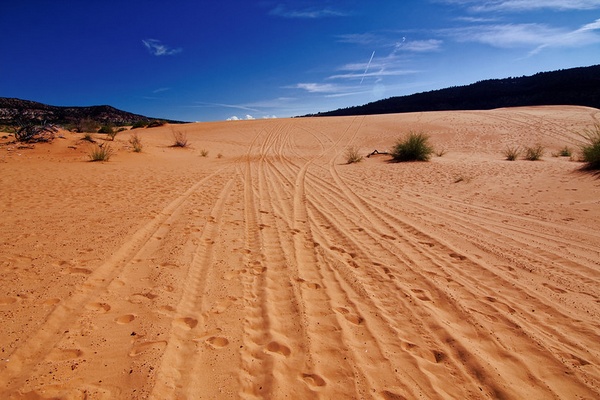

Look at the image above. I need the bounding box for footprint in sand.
[66,267,92,275]
[411,289,432,302]
[449,252,467,261]
[115,314,136,324]
[175,317,198,330]
[0,296,19,305]
[381,390,408,400]
[47,348,83,362]
[306,282,322,290]
[205,336,229,349]
[86,302,111,313]
[301,373,326,389]
[129,340,167,357]
[401,341,445,364]
[265,341,291,357]
[334,307,364,325]
[43,298,61,306]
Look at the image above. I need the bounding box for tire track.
[149,177,235,399]
[0,168,230,396]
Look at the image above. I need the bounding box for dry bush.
[524,144,544,161]
[345,146,363,164]
[88,143,114,161]
[129,133,143,152]
[503,145,521,161]
[171,130,189,147]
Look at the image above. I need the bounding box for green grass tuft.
[391,131,433,162]
[524,144,544,161]
[580,124,600,170]
[88,143,114,161]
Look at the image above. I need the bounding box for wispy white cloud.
[441,19,600,51]
[443,0,600,12]
[142,39,182,56]
[270,4,347,19]
[152,87,170,93]
[286,83,347,93]
[336,33,381,45]
[401,39,443,52]
[337,33,442,52]
[329,69,418,80]
[194,102,261,113]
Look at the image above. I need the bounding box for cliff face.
[0,98,180,126]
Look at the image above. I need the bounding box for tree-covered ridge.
[309,65,600,117]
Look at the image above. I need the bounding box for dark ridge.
[0,98,186,127]
[306,64,600,117]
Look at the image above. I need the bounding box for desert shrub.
[98,125,113,134]
[82,132,95,143]
[524,144,544,161]
[14,122,58,143]
[345,146,363,164]
[171,130,189,147]
[558,146,572,157]
[391,131,433,162]
[580,124,600,170]
[503,145,521,161]
[435,148,447,157]
[129,133,143,152]
[147,120,166,128]
[217,153,223,159]
[88,143,114,161]
[99,124,119,141]
[75,118,98,133]
[200,149,209,157]
[131,120,148,129]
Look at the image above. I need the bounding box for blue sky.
[1,1,599,121]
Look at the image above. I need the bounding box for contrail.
[360,51,375,85]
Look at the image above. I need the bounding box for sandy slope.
[0,106,599,399]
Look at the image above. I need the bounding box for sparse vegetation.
[132,120,148,129]
[391,131,433,162]
[147,120,166,128]
[99,124,119,141]
[171,130,189,147]
[129,133,143,152]
[345,146,363,164]
[435,148,447,157]
[14,122,58,143]
[82,132,95,143]
[559,146,572,157]
[217,153,223,159]
[75,118,98,133]
[88,143,114,161]
[98,125,113,134]
[580,124,600,170]
[524,144,544,161]
[453,174,471,183]
[503,145,521,161]
[200,149,209,157]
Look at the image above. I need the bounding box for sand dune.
[0,106,599,399]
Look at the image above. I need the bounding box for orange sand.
[0,106,599,399]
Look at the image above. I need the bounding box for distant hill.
[308,64,600,117]
[0,97,184,127]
